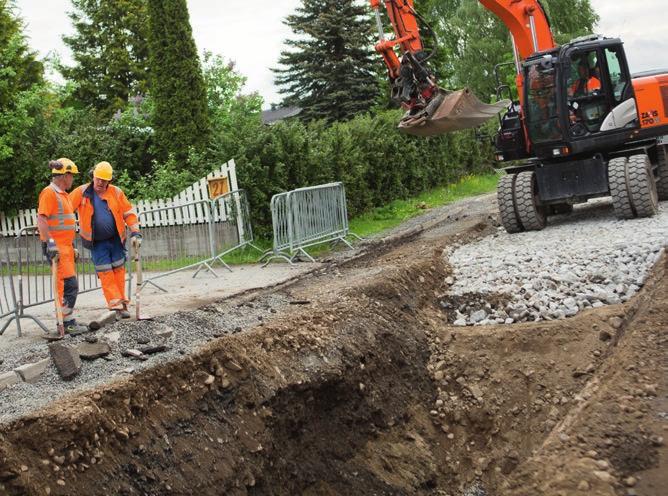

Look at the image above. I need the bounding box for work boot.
[63,319,90,336]
[118,304,131,319]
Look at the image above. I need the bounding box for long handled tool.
[133,238,152,321]
[51,255,65,337]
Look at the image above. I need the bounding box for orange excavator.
[370,0,668,232]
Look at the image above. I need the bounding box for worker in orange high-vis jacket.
[69,161,142,317]
[37,159,89,334]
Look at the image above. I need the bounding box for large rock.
[77,342,111,361]
[470,309,487,324]
[0,371,20,391]
[49,343,82,380]
[14,358,50,383]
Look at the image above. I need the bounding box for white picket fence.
[0,159,238,235]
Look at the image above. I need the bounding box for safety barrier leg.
[192,260,219,279]
[0,317,14,336]
[139,279,168,293]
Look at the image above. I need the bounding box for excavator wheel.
[497,171,546,233]
[657,144,668,201]
[609,154,658,219]
[497,174,523,233]
[514,171,547,231]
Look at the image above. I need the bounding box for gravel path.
[446,199,668,325]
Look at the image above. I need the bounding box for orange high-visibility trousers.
[98,267,128,310]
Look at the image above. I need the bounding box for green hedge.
[224,110,494,235]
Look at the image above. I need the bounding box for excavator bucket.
[398,88,510,136]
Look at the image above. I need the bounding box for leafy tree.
[0,0,42,108]
[146,0,210,163]
[61,0,150,116]
[273,0,380,122]
[0,0,46,211]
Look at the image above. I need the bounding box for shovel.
[51,254,65,338]
[133,237,152,321]
[398,88,510,136]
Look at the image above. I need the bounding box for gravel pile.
[446,200,668,326]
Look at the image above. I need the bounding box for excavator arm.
[370,0,557,135]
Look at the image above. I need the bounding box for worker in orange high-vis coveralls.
[37,159,89,334]
[70,161,142,317]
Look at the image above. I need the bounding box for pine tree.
[273,0,380,123]
[146,0,209,162]
[61,0,150,116]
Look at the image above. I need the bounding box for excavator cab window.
[604,46,629,104]
[566,50,609,134]
[525,61,563,144]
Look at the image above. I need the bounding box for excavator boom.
[370,0,556,135]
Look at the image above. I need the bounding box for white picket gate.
[0,159,238,235]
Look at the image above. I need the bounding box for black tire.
[628,154,659,217]
[609,156,634,219]
[657,144,668,201]
[548,203,573,215]
[515,170,546,231]
[609,154,658,219]
[497,174,523,233]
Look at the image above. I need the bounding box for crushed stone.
[445,200,668,325]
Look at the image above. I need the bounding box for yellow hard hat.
[93,161,113,181]
[52,158,79,175]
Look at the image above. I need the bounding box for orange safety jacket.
[37,184,77,243]
[569,76,601,97]
[69,183,139,249]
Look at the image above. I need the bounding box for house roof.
[261,106,302,124]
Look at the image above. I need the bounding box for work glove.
[73,247,80,262]
[42,239,59,263]
[130,231,143,247]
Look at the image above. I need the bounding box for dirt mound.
[0,216,665,495]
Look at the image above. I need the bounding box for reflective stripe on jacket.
[37,184,76,243]
[69,183,139,249]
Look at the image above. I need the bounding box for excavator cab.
[520,37,638,160]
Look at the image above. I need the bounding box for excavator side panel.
[632,74,668,129]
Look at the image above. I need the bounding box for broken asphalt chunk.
[77,342,112,361]
[49,343,82,380]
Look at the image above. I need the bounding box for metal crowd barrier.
[210,189,259,264]
[137,189,260,291]
[0,226,128,336]
[260,182,361,264]
[0,243,19,335]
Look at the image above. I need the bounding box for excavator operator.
[569,57,601,97]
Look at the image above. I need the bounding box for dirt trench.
[0,218,666,496]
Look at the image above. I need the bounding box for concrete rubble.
[14,359,50,383]
[0,371,20,391]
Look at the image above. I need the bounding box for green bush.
[219,109,494,236]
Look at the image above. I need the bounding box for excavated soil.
[0,207,666,496]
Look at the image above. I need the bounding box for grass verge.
[347,172,499,238]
